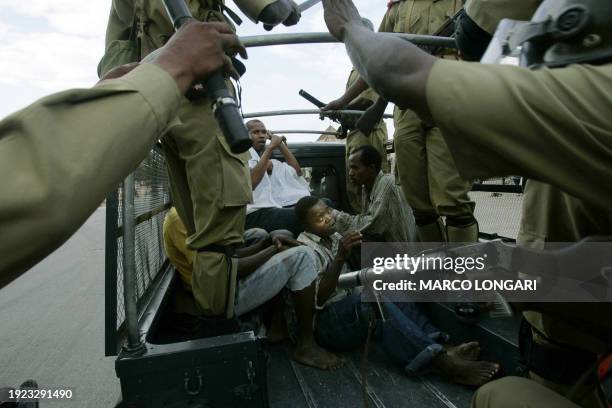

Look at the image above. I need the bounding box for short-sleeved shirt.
[247,148,282,214]
[426,59,612,210]
[247,148,311,211]
[268,159,311,207]
[297,231,353,309]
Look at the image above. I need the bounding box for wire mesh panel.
[470,177,524,240]
[105,146,171,356]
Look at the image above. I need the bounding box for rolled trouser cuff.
[404,344,446,375]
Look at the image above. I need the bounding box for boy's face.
[306,201,335,237]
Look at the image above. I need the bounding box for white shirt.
[269,159,311,207]
[247,148,281,214]
[247,148,311,213]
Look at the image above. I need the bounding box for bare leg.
[292,283,345,370]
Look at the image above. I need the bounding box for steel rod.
[241,32,456,49]
[271,130,340,135]
[243,109,392,119]
[121,174,144,353]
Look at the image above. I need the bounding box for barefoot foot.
[433,354,499,386]
[293,342,345,371]
[446,341,481,361]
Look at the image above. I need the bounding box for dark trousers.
[315,293,448,374]
[245,207,303,237]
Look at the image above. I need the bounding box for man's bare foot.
[446,341,480,361]
[433,353,499,387]
[293,341,345,371]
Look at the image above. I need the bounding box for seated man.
[332,145,416,242]
[246,119,310,235]
[295,196,500,385]
[162,207,343,370]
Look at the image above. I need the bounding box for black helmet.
[511,0,612,67]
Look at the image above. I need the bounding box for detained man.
[245,119,310,236]
[331,145,416,242]
[295,196,499,386]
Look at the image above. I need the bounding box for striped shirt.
[333,171,416,242]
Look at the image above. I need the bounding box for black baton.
[163,0,252,154]
[299,89,326,109]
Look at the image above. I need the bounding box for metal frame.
[243,109,393,119]
[241,32,456,49]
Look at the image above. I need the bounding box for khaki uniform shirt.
[103,0,276,65]
[427,60,612,354]
[0,64,181,275]
[427,60,612,211]
[465,0,542,34]
[379,0,462,37]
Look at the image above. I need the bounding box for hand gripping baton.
[163,0,252,154]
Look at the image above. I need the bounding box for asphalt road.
[0,208,121,407]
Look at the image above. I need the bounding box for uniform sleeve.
[98,0,138,77]
[233,0,278,23]
[426,59,612,210]
[104,0,133,46]
[0,63,182,277]
[378,6,396,33]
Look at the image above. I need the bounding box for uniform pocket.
[217,134,253,207]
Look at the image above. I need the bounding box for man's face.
[248,121,268,151]
[348,151,374,187]
[306,200,335,237]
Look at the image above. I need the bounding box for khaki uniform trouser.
[472,377,581,408]
[393,107,474,222]
[345,123,389,213]
[162,96,251,316]
[517,180,612,408]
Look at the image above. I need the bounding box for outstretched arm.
[0,21,246,287]
[322,0,437,121]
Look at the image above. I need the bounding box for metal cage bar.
[243,109,393,119]
[121,174,145,354]
[241,32,456,49]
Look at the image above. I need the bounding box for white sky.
[0,1,395,143]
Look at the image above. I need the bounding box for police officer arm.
[234,0,300,27]
[322,78,369,112]
[323,0,437,120]
[322,6,393,112]
[0,22,246,287]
